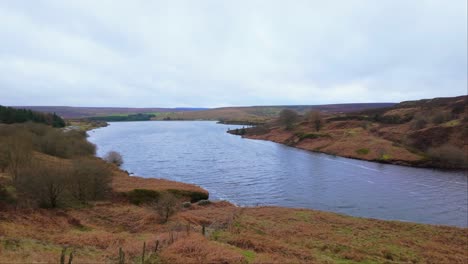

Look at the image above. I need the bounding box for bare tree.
[104,151,123,166]
[16,161,70,208]
[428,144,467,168]
[305,110,323,131]
[2,134,33,183]
[278,109,300,130]
[153,192,178,223]
[69,158,112,203]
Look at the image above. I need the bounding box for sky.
[0,0,466,108]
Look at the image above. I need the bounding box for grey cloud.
[0,0,466,107]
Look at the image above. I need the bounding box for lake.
[88,121,467,227]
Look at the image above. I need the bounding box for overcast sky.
[1,0,466,107]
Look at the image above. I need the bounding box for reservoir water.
[88,121,467,227]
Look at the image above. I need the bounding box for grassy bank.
[1,194,467,263]
[1,151,467,263]
[1,148,466,263]
[233,96,467,169]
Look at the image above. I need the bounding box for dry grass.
[112,170,207,195]
[1,201,467,263]
[246,123,422,165]
[160,234,246,264]
[242,96,467,168]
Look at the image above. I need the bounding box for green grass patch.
[443,120,460,127]
[241,250,256,263]
[295,132,331,141]
[381,154,392,160]
[355,148,370,155]
[294,211,312,222]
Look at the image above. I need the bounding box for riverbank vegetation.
[231,95,467,169]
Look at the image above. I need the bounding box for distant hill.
[235,95,467,169]
[12,103,396,122]
[155,103,396,123]
[11,106,209,119]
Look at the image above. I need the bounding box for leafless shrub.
[16,160,71,208]
[69,158,112,203]
[431,113,450,125]
[305,110,323,131]
[410,116,427,130]
[428,144,467,168]
[278,109,300,130]
[38,129,96,158]
[0,132,33,182]
[153,192,179,223]
[104,151,123,167]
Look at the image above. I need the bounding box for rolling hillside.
[152,103,396,123]
[14,103,395,123]
[235,96,467,169]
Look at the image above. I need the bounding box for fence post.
[67,251,74,264]
[154,240,159,252]
[60,247,66,264]
[142,242,146,264]
[118,247,125,264]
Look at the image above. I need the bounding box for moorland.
[1,97,467,263]
[230,96,468,169]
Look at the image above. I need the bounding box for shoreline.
[231,131,467,171]
[1,123,466,263]
[86,123,466,227]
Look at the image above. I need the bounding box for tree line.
[0,105,66,127]
[0,123,113,208]
[88,113,155,122]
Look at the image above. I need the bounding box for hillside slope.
[236,96,467,168]
[12,104,395,122]
[153,103,396,123]
[2,168,467,263]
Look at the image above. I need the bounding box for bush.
[428,144,467,168]
[0,129,33,181]
[127,189,161,205]
[104,151,123,166]
[153,192,178,223]
[431,113,450,125]
[305,110,323,131]
[245,125,270,135]
[38,129,96,158]
[411,119,427,130]
[197,199,211,206]
[167,189,209,203]
[0,185,17,204]
[278,109,300,130]
[356,148,370,155]
[15,161,71,208]
[0,123,97,159]
[69,158,112,203]
[295,132,330,141]
[182,201,192,208]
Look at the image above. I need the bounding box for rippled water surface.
[88,121,467,227]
